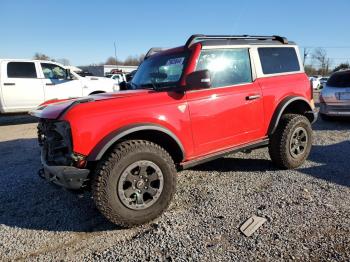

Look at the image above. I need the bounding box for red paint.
[36,44,313,163]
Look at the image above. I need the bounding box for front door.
[40,62,83,101]
[186,47,264,156]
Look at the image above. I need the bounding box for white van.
[0,59,120,113]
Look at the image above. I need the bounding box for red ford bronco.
[32,35,317,227]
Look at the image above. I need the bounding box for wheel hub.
[136,179,146,189]
[117,160,164,210]
[289,126,308,158]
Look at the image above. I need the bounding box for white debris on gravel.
[240,215,267,237]
[0,115,349,261]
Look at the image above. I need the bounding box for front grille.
[38,119,73,166]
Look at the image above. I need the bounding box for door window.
[195,48,252,88]
[7,62,37,78]
[41,63,67,79]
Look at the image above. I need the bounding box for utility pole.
[114,41,117,66]
[303,48,309,66]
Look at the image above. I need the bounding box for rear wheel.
[269,114,312,169]
[92,140,177,227]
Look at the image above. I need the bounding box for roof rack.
[144,47,169,60]
[185,34,288,48]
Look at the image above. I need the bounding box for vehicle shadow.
[190,156,276,173]
[299,141,350,187]
[0,138,117,232]
[191,141,350,188]
[313,117,350,131]
[0,114,38,126]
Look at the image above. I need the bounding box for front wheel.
[269,114,313,169]
[92,140,177,227]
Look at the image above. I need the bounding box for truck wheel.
[268,114,312,169]
[92,140,176,227]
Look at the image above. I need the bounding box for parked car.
[309,76,322,90]
[319,70,350,119]
[106,73,126,84]
[32,34,316,227]
[0,59,119,113]
[319,77,329,89]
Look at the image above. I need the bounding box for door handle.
[46,83,55,86]
[246,94,261,100]
[4,83,15,86]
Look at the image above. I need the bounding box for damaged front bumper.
[39,151,90,190]
[37,119,90,190]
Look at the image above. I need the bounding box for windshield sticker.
[165,57,185,66]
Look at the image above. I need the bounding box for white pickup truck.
[0,59,120,113]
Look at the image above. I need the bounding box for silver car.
[320,70,350,119]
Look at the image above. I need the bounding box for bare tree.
[33,52,51,61]
[123,54,145,66]
[312,48,331,75]
[105,56,118,65]
[104,54,144,66]
[333,62,350,72]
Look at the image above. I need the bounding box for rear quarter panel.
[257,73,311,134]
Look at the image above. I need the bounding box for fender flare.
[87,123,185,161]
[268,96,315,135]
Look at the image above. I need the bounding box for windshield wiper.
[138,83,159,91]
[150,78,159,91]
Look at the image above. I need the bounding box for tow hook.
[38,168,45,179]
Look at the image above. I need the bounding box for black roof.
[144,35,296,60]
[185,34,296,48]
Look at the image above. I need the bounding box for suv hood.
[30,90,149,119]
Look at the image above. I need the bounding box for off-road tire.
[268,114,312,169]
[92,140,177,227]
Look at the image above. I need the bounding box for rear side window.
[258,47,300,74]
[7,62,37,78]
[327,71,350,87]
[196,48,252,88]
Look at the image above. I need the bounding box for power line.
[302,46,350,49]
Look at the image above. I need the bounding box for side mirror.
[186,70,211,90]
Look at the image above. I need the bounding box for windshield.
[327,71,350,88]
[131,52,188,89]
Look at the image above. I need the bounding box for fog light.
[76,159,87,168]
[72,153,87,168]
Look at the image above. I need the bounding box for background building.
[79,65,138,76]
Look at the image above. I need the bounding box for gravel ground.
[0,109,349,261]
